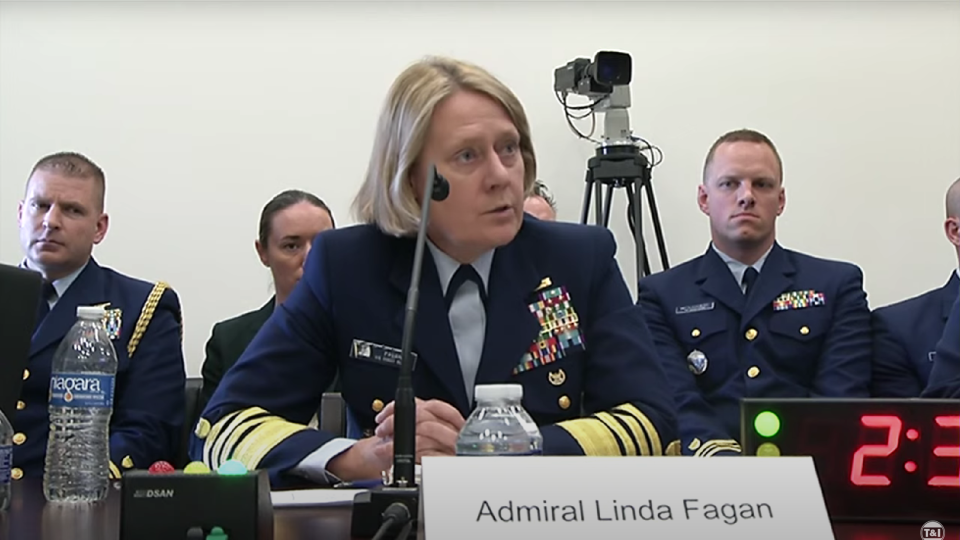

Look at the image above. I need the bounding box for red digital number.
[850,415,902,486]
[928,415,959,488]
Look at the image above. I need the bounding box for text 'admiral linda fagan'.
[476,499,774,526]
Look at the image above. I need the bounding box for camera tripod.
[579,143,670,287]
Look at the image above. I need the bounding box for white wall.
[2,1,959,377]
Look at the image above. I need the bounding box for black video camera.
[553,51,632,98]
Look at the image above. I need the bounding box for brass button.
[800,326,810,335]
[11,468,23,480]
[558,395,571,410]
[747,366,760,378]
[745,328,758,341]
[22,369,29,381]
[12,433,26,445]
[691,328,701,338]
[122,456,135,469]
[16,400,25,410]
[372,399,384,413]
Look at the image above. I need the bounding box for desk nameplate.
[421,456,834,539]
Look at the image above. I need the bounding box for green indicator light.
[754,411,781,438]
[217,459,247,476]
[757,442,781,457]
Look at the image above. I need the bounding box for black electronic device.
[554,50,669,285]
[741,398,960,524]
[119,469,274,540]
[0,263,42,421]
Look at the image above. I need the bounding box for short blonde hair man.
[352,56,537,236]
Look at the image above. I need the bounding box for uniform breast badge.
[773,290,826,311]
[687,349,708,375]
[548,369,566,386]
[103,308,122,340]
[514,284,584,375]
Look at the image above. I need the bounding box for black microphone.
[351,164,450,540]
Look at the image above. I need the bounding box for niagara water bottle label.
[49,373,115,408]
[0,445,12,484]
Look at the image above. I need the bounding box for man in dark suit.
[922,294,960,398]
[871,177,960,396]
[638,129,871,457]
[12,152,185,480]
[191,56,679,487]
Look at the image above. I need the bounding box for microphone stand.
[351,165,450,540]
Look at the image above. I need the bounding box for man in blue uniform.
[871,177,960,396]
[922,294,960,398]
[193,56,679,487]
[12,152,186,480]
[637,129,871,457]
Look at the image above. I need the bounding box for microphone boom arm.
[392,165,440,487]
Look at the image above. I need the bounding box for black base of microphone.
[350,485,419,539]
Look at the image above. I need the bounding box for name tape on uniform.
[421,455,833,539]
[349,339,417,370]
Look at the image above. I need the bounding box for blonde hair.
[352,56,537,236]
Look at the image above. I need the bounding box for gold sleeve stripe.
[606,410,650,456]
[109,461,122,479]
[128,282,169,358]
[555,417,620,456]
[699,444,741,457]
[595,412,638,456]
[204,407,270,466]
[613,403,662,455]
[232,419,310,470]
[665,439,682,456]
[214,416,273,468]
[694,439,742,457]
[208,408,272,467]
[202,410,241,453]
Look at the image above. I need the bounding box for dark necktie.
[35,280,57,330]
[445,264,487,404]
[445,264,487,310]
[741,267,759,296]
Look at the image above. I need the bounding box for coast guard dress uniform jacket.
[637,243,871,456]
[870,272,959,397]
[192,216,680,486]
[12,259,186,480]
[922,293,960,399]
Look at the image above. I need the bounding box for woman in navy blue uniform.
[192,56,678,486]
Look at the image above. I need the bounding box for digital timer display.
[740,398,959,523]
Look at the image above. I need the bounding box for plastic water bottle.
[455,384,543,456]
[43,305,118,503]
[0,408,12,511]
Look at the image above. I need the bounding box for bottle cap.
[474,384,523,402]
[76,305,106,319]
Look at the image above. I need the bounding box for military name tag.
[350,339,417,370]
[676,302,714,315]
